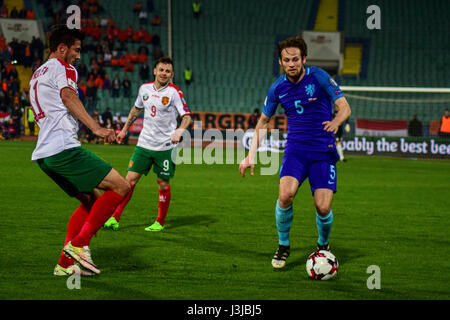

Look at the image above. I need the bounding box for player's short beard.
[286,65,304,82]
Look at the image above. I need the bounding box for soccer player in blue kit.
[239,36,351,269]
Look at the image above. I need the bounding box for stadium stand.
[1,0,449,138]
[338,0,450,122]
[171,0,315,113]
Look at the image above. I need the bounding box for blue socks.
[316,210,333,246]
[276,201,334,247]
[275,200,293,246]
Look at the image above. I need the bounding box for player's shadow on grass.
[109,214,218,231]
[165,214,219,230]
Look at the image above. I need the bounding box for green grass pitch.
[0,140,449,300]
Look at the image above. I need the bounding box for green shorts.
[128,146,175,180]
[37,147,112,197]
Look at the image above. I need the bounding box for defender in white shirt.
[104,57,192,232]
[30,25,130,276]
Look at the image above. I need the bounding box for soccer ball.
[306,250,339,280]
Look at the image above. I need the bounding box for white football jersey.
[30,58,80,161]
[134,81,190,151]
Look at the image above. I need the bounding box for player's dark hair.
[154,56,174,69]
[278,36,308,59]
[48,25,85,53]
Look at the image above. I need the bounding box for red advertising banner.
[189,111,287,131]
[128,117,143,133]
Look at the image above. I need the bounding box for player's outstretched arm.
[117,106,143,144]
[322,97,351,134]
[239,113,271,177]
[61,87,115,143]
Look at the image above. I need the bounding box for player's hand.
[94,127,116,143]
[116,129,127,144]
[170,129,184,144]
[239,156,254,177]
[322,120,339,134]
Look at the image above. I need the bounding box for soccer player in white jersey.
[104,56,192,232]
[29,25,130,276]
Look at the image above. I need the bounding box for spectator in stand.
[152,45,163,61]
[139,61,150,82]
[26,8,35,19]
[151,14,162,26]
[94,74,104,89]
[0,34,6,51]
[192,0,201,18]
[27,107,35,136]
[130,51,140,64]
[112,75,120,98]
[408,114,422,137]
[146,0,154,12]
[103,74,112,92]
[184,66,192,85]
[78,80,87,104]
[101,107,113,126]
[18,7,27,18]
[10,6,18,18]
[8,75,19,95]
[77,62,88,79]
[0,6,8,18]
[133,1,143,13]
[11,103,22,138]
[4,118,16,139]
[125,25,134,40]
[24,43,32,67]
[30,36,44,61]
[123,75,131,97]
[151,33,160,47]
[139,9,148,25]
[0,121,5,140]
[123,58,134,73]
[86,74,97,113]
[32,58,41,73]
[87,110,102,143]
[20,90,29,108]
[439,109,450,139]
[115,116,128,144]
[0,89,7,112]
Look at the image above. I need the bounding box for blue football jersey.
[263,66,345,151]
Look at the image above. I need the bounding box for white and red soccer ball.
[306,250,339,280]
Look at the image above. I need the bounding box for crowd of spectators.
[0,2,35,20]
[46,0,163,113]
[1,0,163,140]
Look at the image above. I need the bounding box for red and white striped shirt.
[30,58,80,160]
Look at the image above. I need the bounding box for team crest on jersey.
[305,84,315,97]
[143,94,149,101]
[161,96,170,106]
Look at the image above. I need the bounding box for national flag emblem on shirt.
[68,78,76,90]
[143,94,149,101]
[162,96,170,106]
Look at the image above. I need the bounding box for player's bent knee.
[315,205,331,216]
[157,178,170,190]
[99,169,131,197]
[116,179,131,197]
[278,193,294,208]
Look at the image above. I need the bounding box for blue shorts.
[279,149,339,195]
